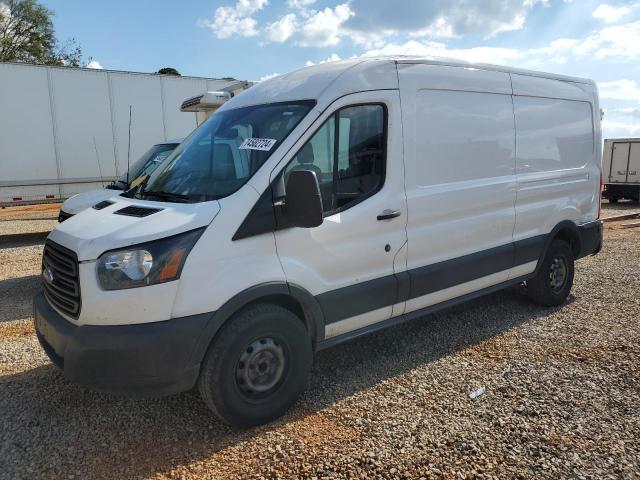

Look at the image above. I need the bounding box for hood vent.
[114,205,163,218]
[93,200,115,210]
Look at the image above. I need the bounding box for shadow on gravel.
[0,286,559,479]
[0,275,40,323]
[0,231,49,249]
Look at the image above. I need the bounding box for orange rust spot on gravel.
[0,321,34,339]
[152,413,361,479]
[464,336,516,362]
[279,411,360,448]
[603,219,640,240]
[0,203,60,221]
[544,344,635,365]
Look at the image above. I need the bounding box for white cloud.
[602,118,640,137]
[287,0,315,9]
[259,72,280,81]
[297,4,353,47]
[304,53,341,66]
[234,0,269,16]
[501,20,640,65]
[408,18,458,39]
[592,3,631,23]
[86,60,103,69]
[577,20,640,59]
[361,40,522,65]
[345,0,548,41]
[199,0,268,39]
[614,107,640,118]
[265,13,298,43]
[598,79,640,101]
[358,17,640,68]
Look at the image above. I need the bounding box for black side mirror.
[283,170,323,228]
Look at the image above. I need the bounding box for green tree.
[157,67,180,75]
[0,0,86,66]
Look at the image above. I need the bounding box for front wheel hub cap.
[236,337,285,395]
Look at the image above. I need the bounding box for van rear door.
[630,143,640,183]
[610,142,631,183]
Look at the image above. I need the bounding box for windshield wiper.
[142,190,191,203]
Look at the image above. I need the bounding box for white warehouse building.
[0,62,246,204]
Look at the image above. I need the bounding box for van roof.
[389,55,594,84]
[220,56,595,112]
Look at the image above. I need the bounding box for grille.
[181,94,204,110]
[93,200,114,210]
[42,241,81,318]
[114,205,163,217]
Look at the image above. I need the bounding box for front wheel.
[526,240,574,307]
[198,303,312,427]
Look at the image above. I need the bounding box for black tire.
[609,197,619,203]
[526,240,574,307]
[198,303,312,427]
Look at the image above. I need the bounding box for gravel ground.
[0,202,639,479]
[0,204,58,241]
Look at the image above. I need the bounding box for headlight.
[96,228,204,290]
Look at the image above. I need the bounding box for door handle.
[377,209,401,221]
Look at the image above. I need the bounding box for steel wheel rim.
[235,337,286,397]
[549,255,568,293]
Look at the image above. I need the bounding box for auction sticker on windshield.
[239,138,277,151]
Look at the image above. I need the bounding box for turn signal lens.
[157,248,186,282]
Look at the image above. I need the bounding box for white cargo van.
[34,57,603,427]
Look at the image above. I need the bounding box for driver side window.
[284,104,386,215]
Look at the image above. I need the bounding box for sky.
[42,0,640,138]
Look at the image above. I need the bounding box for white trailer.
[0,62,245,205]
[602,138,640,203]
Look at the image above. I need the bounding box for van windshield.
[118,143,177,186]
[141,101,315,202]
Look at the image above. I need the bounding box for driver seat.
[292,143,321,177]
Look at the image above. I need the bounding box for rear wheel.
[198,303,312,427]
[526,240,574,307]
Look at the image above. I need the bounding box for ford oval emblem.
[42,266,54,284]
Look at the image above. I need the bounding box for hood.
[61,188,124,215]
[49,196,220,261]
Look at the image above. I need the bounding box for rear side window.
[284,104,386,215]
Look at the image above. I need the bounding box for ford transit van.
[34,57,603,427]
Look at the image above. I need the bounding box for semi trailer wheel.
[198,303,312,427]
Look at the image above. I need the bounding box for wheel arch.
[534,220,581,275]
[189,282,325,367]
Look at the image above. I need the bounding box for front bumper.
[34,291,212,397]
